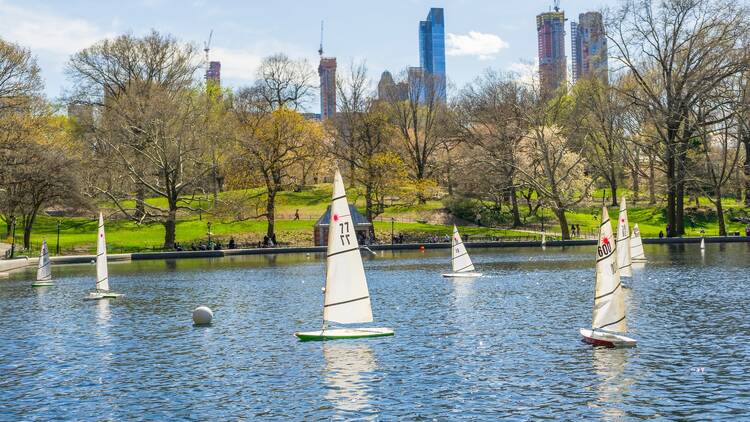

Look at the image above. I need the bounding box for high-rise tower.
[318,21,336,120]
[571,12,608,84]
[206,61,221,87]
[419,7,446,101]
[537,6,567,95]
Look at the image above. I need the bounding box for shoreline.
[1,235,747,272]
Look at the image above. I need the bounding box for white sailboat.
[541,231,546,248]
[32,240,53,287]
[700,237,705,250]
[630,224,647,263]
[442,225,482,278]
[85,212,122,300]
[616,196,632,277]
[580,207,637,348]
[295,170,393,341]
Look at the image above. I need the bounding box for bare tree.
[68,31,210,249]
[454,70,529,226]
[384,69,447,202]
[609,0,749,235]
[0,38,42,115]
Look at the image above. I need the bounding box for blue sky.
[0,0,615,111]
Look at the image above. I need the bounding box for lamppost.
[9,216,16,258]
[391,217,395,245]
[56,220,61,255]
[207,221,212,247]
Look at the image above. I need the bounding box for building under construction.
[537,7,567,95]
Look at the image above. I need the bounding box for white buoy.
[192,306,213,325]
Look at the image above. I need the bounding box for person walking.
[294,209,300,220]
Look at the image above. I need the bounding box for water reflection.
[591,347,632,420]
[323,343,376,416]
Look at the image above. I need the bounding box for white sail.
[322,170,373,325]
[451,225,475,273]
[630,224,646,262]
[616,196,632,277]
[700,237,705,250]
[541,232,546,247]
[96,212,110,292]
[592,206,627,333]
[36,240,51,281]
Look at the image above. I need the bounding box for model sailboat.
[580,207,637,347]
[32,240,53,287]
[630,224,646,263]
[85,212,122,300]
[442,225,482,278]
[616,196,632,277]
[295,170,393,341]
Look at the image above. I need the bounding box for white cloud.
[0,1,112,56]
[446,31,509,60]
[209,47,263,81]
[508,60,538,86]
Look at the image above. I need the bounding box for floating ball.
[192,306,213,326]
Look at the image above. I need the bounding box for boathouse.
[314,204,372,246]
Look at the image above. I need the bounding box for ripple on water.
[0,244,749,419]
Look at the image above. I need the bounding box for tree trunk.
[609,176,618,207]
[163,204,177,249]
[364,183,376,240]
[648,154,656,205]
[744,138,750,206]
[631,162,639,206]
[554,206,570,240]
[676,156,685,235]
[135,183,146,220]
[666,144,676,237]
[715,186,726,236]
[23,220,32,250]
[509,185,521,227]
[266,189,276,238]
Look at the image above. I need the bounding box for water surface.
[1,243,749,420]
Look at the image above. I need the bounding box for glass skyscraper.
[419,7,446,101]
[537,9,567,95]
[571,12,608,84]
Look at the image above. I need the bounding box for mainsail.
[616,196,632,277]
[36,240,51,281]
[630,224,646,262]
[451,225,475,273]
[592,206,627,333]
[96,212,110,292]
[322,170,373,325]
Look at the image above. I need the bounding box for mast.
[592,206,627,333]
[616,195,632,277]
[451,225,475,273]
[322,170,373,325]
[96,212,110,292]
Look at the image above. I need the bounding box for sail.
[451,225,475,273]
[616,196,632,277]
[322,170,373,324]
[96,212,110,292]
[36,240,51,281]
[592,206,627,333]
[630,224,646,261]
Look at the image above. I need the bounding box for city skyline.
[0,0,615,111]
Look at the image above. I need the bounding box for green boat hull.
[295,327,394,341]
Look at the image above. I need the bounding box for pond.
[1,243,749,420]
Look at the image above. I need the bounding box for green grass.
[6,187,748,256]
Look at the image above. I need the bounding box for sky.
[0,0,617,112]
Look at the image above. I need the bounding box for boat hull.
[84,291,123,300]
[295,327,394,341]
[442,272,482,278]
[32,281,54,287]
[580,328,636,348]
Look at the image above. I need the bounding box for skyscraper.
[419,7,446,100]
[537,8,567,95]
[571,12,608,84]
[206,61,221,87]
[318,57,337,120]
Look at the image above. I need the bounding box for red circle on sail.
[602,236,609,245]
[333,213,339,222]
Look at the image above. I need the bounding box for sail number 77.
[339,222,351,246]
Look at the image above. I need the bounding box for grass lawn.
[6,186,748,256]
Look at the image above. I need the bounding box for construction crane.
[204,29,213,65]
[553,0,560,12]
[318,20,324,57]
